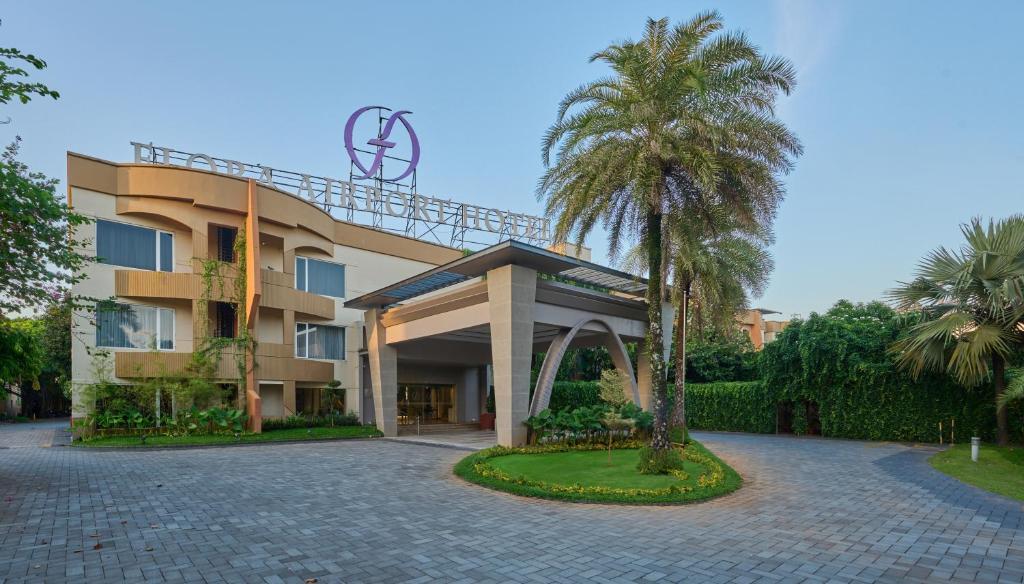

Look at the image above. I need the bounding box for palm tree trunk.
[645,210,670,451]
[994,354,1009,446]
[671,276,690,432]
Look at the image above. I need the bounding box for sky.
[3,1,1023,320]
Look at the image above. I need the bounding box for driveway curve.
[0,422,1021,583]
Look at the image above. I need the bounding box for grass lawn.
[930,443,1024,501]
[489,448,705,490]
[455,439,741,504]
[75,425,381,448]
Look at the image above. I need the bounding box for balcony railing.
[114,343,334,382]
[114,268,334,319]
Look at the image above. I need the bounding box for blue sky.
[4,1,1023,319]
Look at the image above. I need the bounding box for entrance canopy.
[345,240,648,309]
[345,241,673,446]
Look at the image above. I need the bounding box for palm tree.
[668,212,774,432]
[889,216,1024,445]
[623,208,774,432]
[539,12,800,451]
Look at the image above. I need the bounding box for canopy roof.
[344,240,648,309]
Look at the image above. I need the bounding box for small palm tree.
[890,216,1024,445]
[624,208,773,431]
[539,12,800,452]
[668,212,773,431]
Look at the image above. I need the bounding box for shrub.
[524,403,651,445]
[683,332,759,383]
[549,381,602,411]
[759,300,1022,443]
[261,412,360,431]
[636,446,685,475]
[597,369,630,406]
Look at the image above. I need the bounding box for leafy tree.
[684,331,759,384]
[1,137,91,314]
[0,44,60,107]
[890,216,1024,445]
[0,38,89,314]
[539,13,800,453]
[0,318,43,400]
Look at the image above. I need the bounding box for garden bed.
[74,425,381,448]
[454,439,741,504]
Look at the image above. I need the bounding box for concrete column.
[459,367,481,424]
[365,307,398,437]
[283,380,297,416]
[487,265,536,446]
[660,300,675,365]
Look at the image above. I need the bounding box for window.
[295,323,345,360]
[96,303,174,350]
[295,256,345,298]
[215,226,237,262]
[96,219,173,272]
[212,302,237,338]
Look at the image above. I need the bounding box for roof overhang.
[345,240,648,309]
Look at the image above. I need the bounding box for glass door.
[397,384,456,425]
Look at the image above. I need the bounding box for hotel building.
[68,150,670,446]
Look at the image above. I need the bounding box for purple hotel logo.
[344,106,420,182]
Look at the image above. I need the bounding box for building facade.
[68,152,463,429]
[739,308,790,350]
[69,151,669,445]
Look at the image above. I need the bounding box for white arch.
[528,317,640,416]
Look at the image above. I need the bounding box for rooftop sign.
[131,134,550,248]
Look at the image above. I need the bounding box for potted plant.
[479,387,496,430]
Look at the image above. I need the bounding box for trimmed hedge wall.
[549,379,1019,443]
[549,381,602,412]
[683,381,775,434]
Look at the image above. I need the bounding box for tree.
[889,216,1024,445]
[541,13,800,454]
[0,36,89,315]
[0,44,60,108]
[665,210,773,430]
[0,318,43,400]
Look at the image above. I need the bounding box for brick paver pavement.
[0,421,1021,583]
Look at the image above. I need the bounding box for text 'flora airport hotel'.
[69,107,671,446]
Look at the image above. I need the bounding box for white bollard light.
[971,436,980,462]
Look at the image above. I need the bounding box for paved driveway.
[0,422,1022,583]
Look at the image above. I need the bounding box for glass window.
[96,303,174,350]
[295,323,344,360]
[295,256,344,298]
[158,231,173,272]
[96,220,173,272]
[295,257,307,291]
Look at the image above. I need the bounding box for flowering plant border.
[454,439,739,504]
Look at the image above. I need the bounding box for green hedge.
[683,381,775,434]
[550,378,1017,443]
[549,381,602,412]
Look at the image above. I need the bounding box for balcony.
[114,343,334,382]
[260,269,334,319]
[114,268,333,320]
[114,268,237,302]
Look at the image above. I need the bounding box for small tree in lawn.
[598,369,630,407]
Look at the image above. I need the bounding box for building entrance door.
[397,383,456,425]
